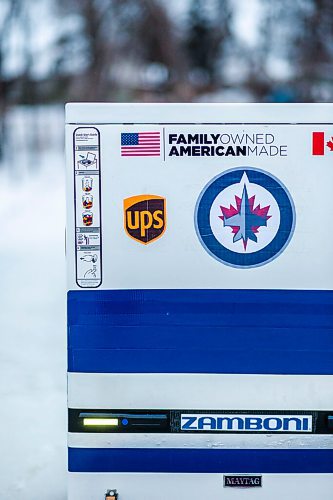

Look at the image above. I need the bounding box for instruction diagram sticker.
[195,167,295,268]
[74,127,102,287]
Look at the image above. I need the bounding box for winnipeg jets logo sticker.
[219,182,272,251]
[195,167,295,268]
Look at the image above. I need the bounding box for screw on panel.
[105,490,118,500]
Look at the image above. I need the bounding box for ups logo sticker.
[124,195,166,244]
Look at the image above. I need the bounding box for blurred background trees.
[3,0,333,106]
[0,0,333,166]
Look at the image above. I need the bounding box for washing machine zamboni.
[66,103,333,500]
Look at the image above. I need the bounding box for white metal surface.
[68,473,333,500]
[66,122,333,290]
[68,432,333,450]
[68,373,333,410]
[66,102,333,124]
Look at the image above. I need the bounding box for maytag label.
[224,475,262,488]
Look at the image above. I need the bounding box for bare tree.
[56,0,191,100]
[186,0,232,90]
[258,0,333,102]
[56,0,115,100]
[291,0,333,100]
[0,0,22,160]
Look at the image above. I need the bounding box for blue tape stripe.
[68,448,333,473]
[68,289,333,328]
[68,289,333,374]
[68,325,333,349]
[68,347,333,374]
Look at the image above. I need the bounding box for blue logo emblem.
[195,167,295,268]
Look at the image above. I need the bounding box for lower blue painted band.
[68,448,333,473]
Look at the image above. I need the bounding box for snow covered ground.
[0,107,67,498]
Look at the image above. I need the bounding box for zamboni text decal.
[181,414,313,432]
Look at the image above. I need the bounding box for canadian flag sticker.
[312,132,333,155]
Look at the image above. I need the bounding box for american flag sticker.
[121,132,161,157]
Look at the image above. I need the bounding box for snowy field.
[0,107,67,499]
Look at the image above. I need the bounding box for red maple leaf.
[326,138,333,151]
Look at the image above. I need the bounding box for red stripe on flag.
[312,132,325,155]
